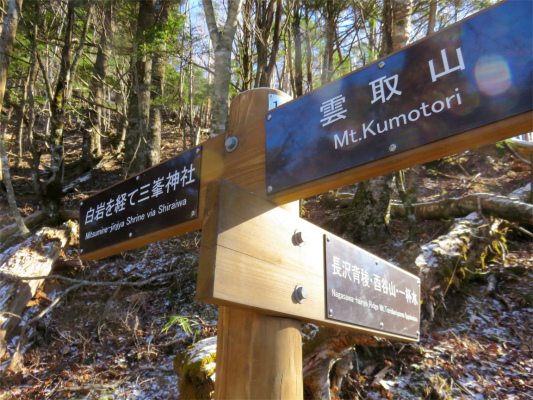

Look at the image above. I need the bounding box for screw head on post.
[225,136,239,152]
[292,230,306,247]
[294,284,308,304]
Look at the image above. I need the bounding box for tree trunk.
[148,0,170,165]
[124,0,156,176]
[42,1,75,224]
[44,0,92,223]
[26,1,43,201]
[202,0,243,137]
[241,0,253,90]
[0,138,29,237]
[321,0,336,86]
[82,0,112,169]
[427,0,437,35]
[293,0,303,97]
[391,190,533,226]
[341,175,396,245]
[391,0,412,51]
[415,213,506,320]
[302,325,388,400]
[261,0,282,87]
[0,221,76,354]
[0,0,23,110]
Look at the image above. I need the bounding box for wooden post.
[213,89,303,399]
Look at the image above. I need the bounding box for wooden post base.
[215,306,303,399]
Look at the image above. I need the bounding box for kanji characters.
[320,94,347,126]
[429,47,465,82]
[369,75,402,104]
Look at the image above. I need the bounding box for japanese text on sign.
[320,47,465,148]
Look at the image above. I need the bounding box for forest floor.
[0,122,532,399]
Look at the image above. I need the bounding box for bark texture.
[302,325,389,400]
[82,0,112,168]
[202,0,243,136]
[415,213,506,320]
[124,0,156,176]
[391,192,533,226]
[0,221,76,353]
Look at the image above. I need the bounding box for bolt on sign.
[325,235,420,340]
[196,179,420,342]
[265,0,533,193]
[79,147,202,256]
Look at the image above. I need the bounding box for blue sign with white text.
[265,1,532,193]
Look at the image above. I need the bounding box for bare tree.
[202,0,243,137]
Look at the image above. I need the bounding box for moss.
[174,337,217,400]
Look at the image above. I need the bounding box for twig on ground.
[0,270,182,376]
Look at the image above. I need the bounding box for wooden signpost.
[78,1,532,398]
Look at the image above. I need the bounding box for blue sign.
[265,1,532,193]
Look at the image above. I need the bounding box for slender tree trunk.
[428,0,437,35]
[124,0,156,176]
[26,1,43,200]
[253,0,273,88]
[0,138,28,236]
[202,0,243,137]
[261,0,282,87]
[0,0,23,110]
[381,0,393,55]
[43,0,75,224]
[241,0,253,90]
[293,0,303,97]
[44,0,92,223]
[321,0,336,85]
[148,0,170,165]
[304,7,313,92]
[82,0,112,169]
[15,74,28,168]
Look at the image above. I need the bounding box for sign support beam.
[197,179,420,342]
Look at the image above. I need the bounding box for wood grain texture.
[197,179,419,342]
[214,306,303,399]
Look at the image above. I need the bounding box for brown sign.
[325,235,420,339]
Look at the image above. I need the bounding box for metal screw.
[417,331,420,337]
[267,114,272,121]
[80,249,84,253]
[375,261,379,265]
[196,147,201,154]
[129,232,133,238]
[80,201,83,206]
[389,144,397,152]
[293,230,306,246]
[326,236,331,242]
[380,322,384,330]
[328,309,333,317]
[267,186,273,193]
[269,94,273,98]
[225,136,239,152]
[191,210,197,218]
[294,285,308,304]
[379,61,385,69]
[136,176,140,181]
